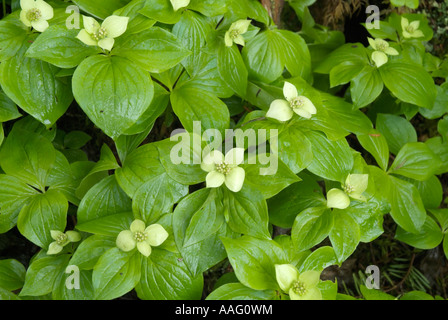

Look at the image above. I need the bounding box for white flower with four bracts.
[225,20,252,47]
[116,219,169,257]
[401,17,424,39]
[266,81,317,122]
[368,38,399,68]
[47,230,81,255]
[275,264,322,300]
[170,0,190,11]
[19,0,53,32]
[201,148,246,193]
[326,174,369,210]
[77,15,129,51]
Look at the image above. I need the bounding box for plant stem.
[2,0,6,18]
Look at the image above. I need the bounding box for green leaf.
[17,189,68,248]
[400,291,435,300]
[242,156,301,199]
[114,27,190,73]
[305,131,354,183]
[268,173,326,228]
[0,21,27,62]
[0,37,73,127]
[0,259,26,291]
[388,175,426,234]
[207,283,277,300]
[155,136,207,186]
[171,84,230,137]
[273,126,314,174]
[139,0,182,24]
[329,61,365,88]
[379,62,437,109]
[136,249,203,300]
[116,143,166,197]
[223,185,271,240]
[242,30,284,83]
[0,287,21,300]
[360,285,395,300]
[357,130,390,171]
[26,25,101,69]
[20,255,70,297]
[70,235,116,270]
[221,236,287,291]
[0,174,39,234]
[172,10,212,76]
[182,189,225,247]
[0,128,56,190]
[73,0,131,19]
[291,206,334,252]
[376,113,417,155]
[76,212,134,237]
[92,248,141,300]
[350,65,383,108]
[72,55,154,139]
[64,131,92,149]
[395,216,443,250]
[314,43,369,74]
[217,44,248,98]
[132,173,188,224]
[0,89,21,122]
[113,0,156,34]
[389,142,442,181]
[52,269,94,300]
[77,175,132,224]
[390,0,419,9]
[188,0,229,16]
[274,29,311,80]
[172,188,237,277]
[329,209,361,263]
[344,200,385,243]
[299,246,338,272]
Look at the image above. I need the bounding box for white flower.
[326,188,351,210]
[76,15,129,51]
[201,148,246,193]
[368,38,399,68]
[266,82,317,122]
[170,0,190,11]
[19,0,53,32]
[225,20,251,47]
[116,220,169,257]
[47,230,81,255]
[343,174,369,202]
[275,264,322,300]
[401,17,424,39]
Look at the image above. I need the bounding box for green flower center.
[230,30,240,39]
[290,97,305,109]
[56,233,68,245]
[376,42,388,51]
[406,26,415,33]
[26,8,42,22]
[343,183,354,194]
[292,281,307,296]
[216,162,232,175]
[91,27,108,41]
[134,231,147,242]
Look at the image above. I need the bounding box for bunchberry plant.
[0,0,446,302]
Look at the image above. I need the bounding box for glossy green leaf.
[72,55,154,139]
[221,236,287,291]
